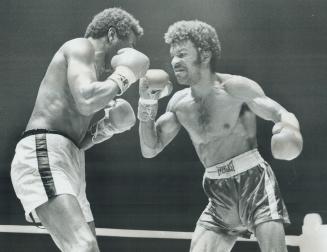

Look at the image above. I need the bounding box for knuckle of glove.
[142,69,171,98]
[111,49,149,80]
[145,69,170,84]
[271,129,302,160]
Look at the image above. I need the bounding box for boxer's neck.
[191,69,218,98]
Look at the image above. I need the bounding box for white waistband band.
[205,149,264,179]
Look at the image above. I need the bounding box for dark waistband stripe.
[35,133,57,199]
[21,129,79,148]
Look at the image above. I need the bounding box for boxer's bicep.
[247,96,285,123]
[139,111,181,158]
[66,45,97,108]
[225,76,285,123]
[156,111,181,149]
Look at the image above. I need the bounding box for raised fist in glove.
[271,113,303,160]
[109,48,150,95]
[139,69,173,100]
[137,69,173,122]
[91,98,136,144]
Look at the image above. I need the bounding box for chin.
[176,78,189,86]
[175,74,189,85]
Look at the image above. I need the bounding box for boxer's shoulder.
[61,38,95,62]
[167,88,189,112]
[222,74,264,100]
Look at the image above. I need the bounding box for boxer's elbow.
[71,87,91,116]
[141,145,159,158]
[142,151,157,159]
[75,94,101,116]
[76,101,95,116]
[140,142,162,158]
[75,86,105,116]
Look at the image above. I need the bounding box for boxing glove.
[138,69,173,122]
[271,121,303,161]
[109,48,150,95]
[139,69,173,100]
[91,98,136,144]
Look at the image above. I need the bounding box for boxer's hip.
[10,129,87,222]
[11,129,85,195]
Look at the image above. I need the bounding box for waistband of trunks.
[20,129,80,148]
[205,149,264,179]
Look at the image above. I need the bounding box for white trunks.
[10,129,94,223]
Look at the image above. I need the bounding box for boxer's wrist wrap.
[137,98,158,122]
[108,66,136,96]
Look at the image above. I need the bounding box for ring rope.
[0,225,301,246]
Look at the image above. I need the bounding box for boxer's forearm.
[139,121,162,158]
[76,79,120,116]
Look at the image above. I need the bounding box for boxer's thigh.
[255,220,287,252]
[36,194,99,251]
[190,225,237,252]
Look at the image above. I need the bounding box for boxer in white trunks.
[10,8,149,252]
[137,20,303,252]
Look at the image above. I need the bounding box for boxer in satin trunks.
[198,149,290,238]
[138,20,303,251]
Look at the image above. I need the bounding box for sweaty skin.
[138,36,301,252]
[165,74,257,167]
[139,72,296,168]
[26,40,95,143]
[26,33,136,146]
[180,79,254,165]
[139,40,302,167]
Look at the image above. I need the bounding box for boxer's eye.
[150,90,160,94]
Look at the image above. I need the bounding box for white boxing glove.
[109,48,150,95]
[138,69,173,122]
[139,69,173,100]
[90,98,136,144]
[271,113,303,161]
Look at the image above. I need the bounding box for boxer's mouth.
[173,68,186,73]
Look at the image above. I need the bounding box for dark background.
[1,0,327,251]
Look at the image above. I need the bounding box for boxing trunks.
[197,149,290,237]
[11,129,93,223]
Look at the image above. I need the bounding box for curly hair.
[164,20,221,71]
[84,8,143,39]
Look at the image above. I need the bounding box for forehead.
[170,40,197,54]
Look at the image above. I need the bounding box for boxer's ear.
[200,50,212,64]
[107,27,118,43]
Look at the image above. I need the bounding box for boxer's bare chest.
[176,89,244,144]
